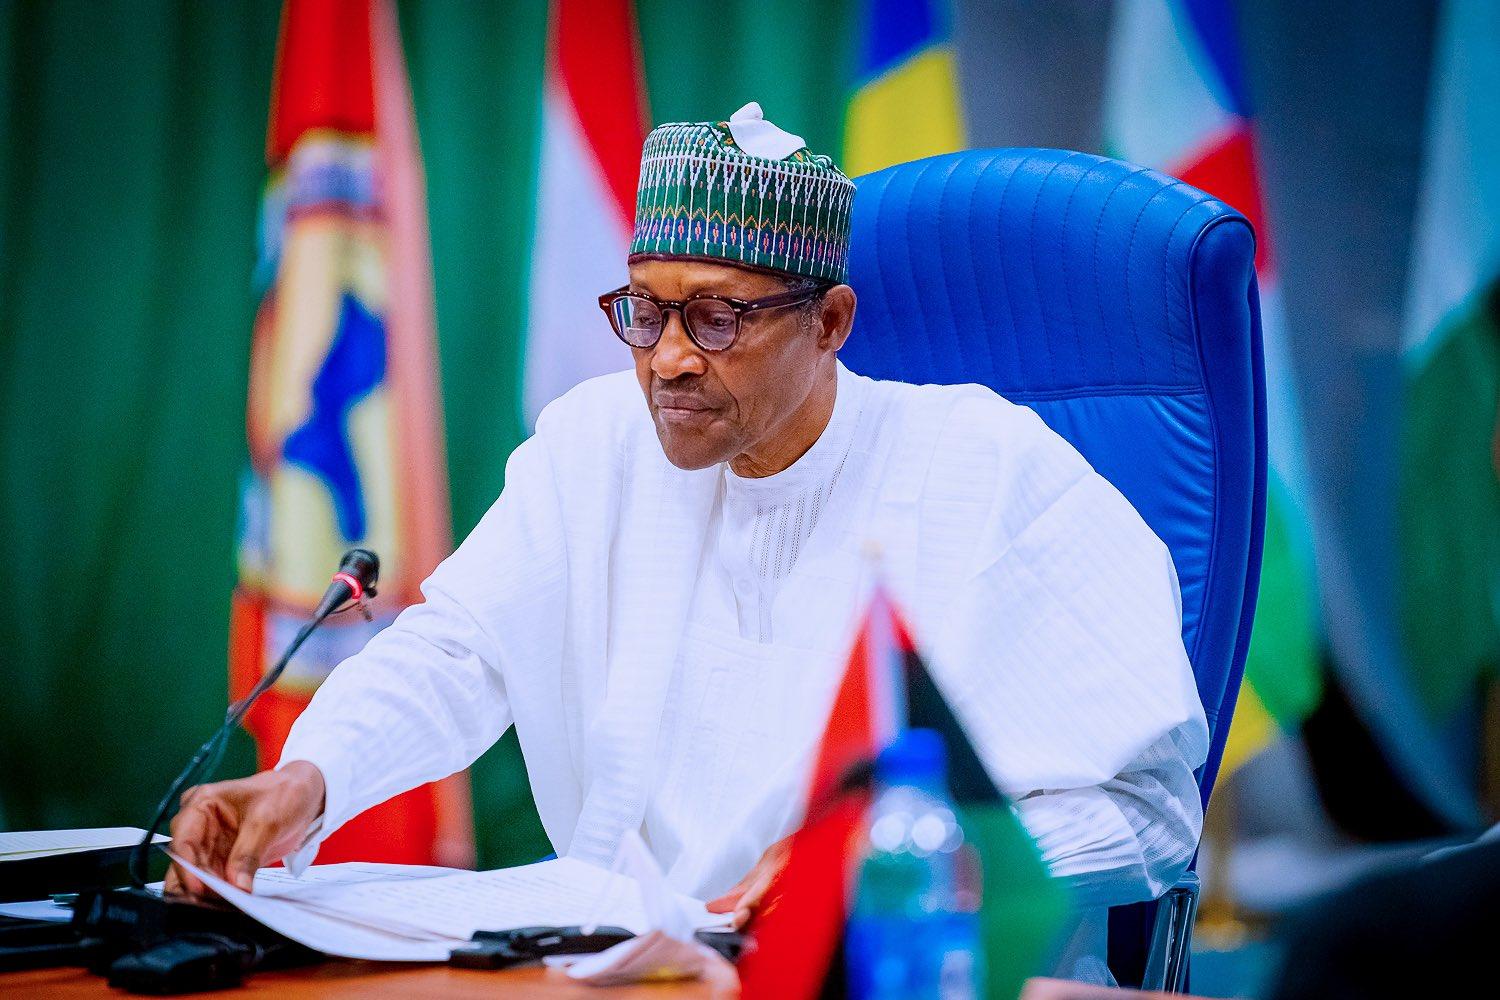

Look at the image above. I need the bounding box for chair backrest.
[841,148,1267,987]
[841,147,1266,812]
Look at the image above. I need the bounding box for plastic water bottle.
[846,729,984,1000]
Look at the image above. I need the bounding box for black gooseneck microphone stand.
[130,547,380,887]
[129,618,320,888]
[0,552,380,991]
[32,552,385,993]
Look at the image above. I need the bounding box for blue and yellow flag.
[845,0,965,176]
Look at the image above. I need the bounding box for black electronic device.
[0,842,168,904]
[106,936,257,995]
[80,887,320,991]
[0,888,320,990]
[446,923,749,971]
[693,927,747,963]
[448,924,637,970]
[0,914,104,973]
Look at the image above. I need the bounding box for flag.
[1398,0,1500,725]
[845,0,965,178]
[739,585,1068,1000]
[736,589,892,999]
[1104,0,1321,775]
[891,592,1071,1000]
[521,0,645,426]
[230,0,471,867]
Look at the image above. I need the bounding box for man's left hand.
[705,836,791,929]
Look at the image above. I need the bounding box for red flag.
[522,0,645,422]
[231,0,470,867]
[738,593,901,997]
[742,582,1071,999]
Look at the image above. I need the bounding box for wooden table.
[2,962,726,998]
[1,963,1187,998]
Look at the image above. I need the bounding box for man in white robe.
[169,104,1209,982]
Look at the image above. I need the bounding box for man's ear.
[817,284,857,352]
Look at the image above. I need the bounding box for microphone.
[312,548,380,618]
[131,549,381,886]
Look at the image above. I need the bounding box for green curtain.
[637,0,854,153]
[0,0,282,832]
[398,0,552,866]
[0,0,854,865]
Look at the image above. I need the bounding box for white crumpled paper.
[550,831,734,988]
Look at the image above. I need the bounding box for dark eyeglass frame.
[597,284,824,352]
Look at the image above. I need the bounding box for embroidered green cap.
[629,103,856,283]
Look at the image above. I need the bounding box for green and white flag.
[1398,0,1500,725]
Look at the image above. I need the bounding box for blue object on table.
[841,148,1267,992]
[846,730,983,999]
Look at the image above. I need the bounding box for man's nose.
[650,311,707,381]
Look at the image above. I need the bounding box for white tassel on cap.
[727,102,805,160]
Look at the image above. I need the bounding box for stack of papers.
[0,827,167,862]
[170,855,730,962]
[0,827,173,906]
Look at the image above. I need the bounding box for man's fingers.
[173,781,225,883]
[168,801,208,859]
[741,865,778,907]
[163,835,213,900]
[735,886,784,929]
[713,837,792,921]
[705,890,744,914]
[704,880,749,914]
[226,850,262,892]
[167,800,216,897]
[165,770,324,894]
[731,879,767,929]
[225,810,281,892]
[163,862,203,899]
[731,857,786,928]
[197,799,241,883]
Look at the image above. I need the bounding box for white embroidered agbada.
[279,361,1209,982]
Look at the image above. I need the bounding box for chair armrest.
[1140,870,1200,993]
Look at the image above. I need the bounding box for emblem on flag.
[231,0,469,867]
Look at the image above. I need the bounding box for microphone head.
[339,548,380,590]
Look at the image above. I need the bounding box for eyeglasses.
[597,284,823,352]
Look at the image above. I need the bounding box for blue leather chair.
[841,148,1267,991]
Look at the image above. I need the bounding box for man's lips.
[653,395,713,411]
[653,396,717,423]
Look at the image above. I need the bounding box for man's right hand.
[164,760,326,898]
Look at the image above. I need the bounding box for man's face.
[627,259,833,471]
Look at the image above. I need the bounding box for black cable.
[131,613,329,888]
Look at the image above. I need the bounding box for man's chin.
[654,428,731,470]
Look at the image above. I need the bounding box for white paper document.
[560,831,729,986]
[553,930,725,987]
[167,854,729,963]
[0,899,75,923]
[169,857,457,961]
[0,827,168,862]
